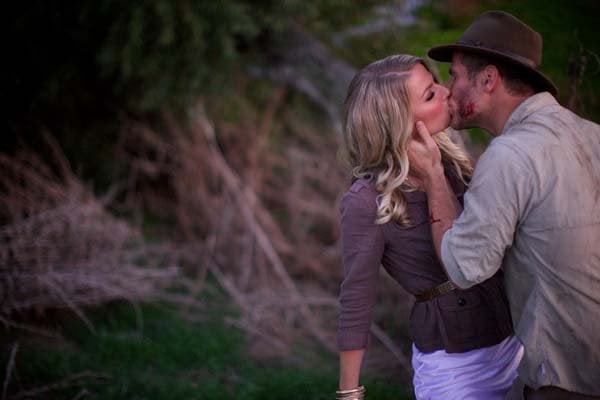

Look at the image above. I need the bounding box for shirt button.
[457,297,467,306]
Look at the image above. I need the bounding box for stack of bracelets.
[335,386,365,400]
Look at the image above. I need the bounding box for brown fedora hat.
[428,10,558,95]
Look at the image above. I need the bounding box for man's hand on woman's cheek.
[408,121,444,182]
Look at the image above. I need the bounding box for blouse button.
[457,297,467,306]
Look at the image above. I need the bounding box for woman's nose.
[441,85,450,99]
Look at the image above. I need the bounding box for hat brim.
[428,44,558,96]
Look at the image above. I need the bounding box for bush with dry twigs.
[116,96,414,376]
[1,96,415,386]
[0,134,177,334]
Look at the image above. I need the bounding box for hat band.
[456,39,537,68]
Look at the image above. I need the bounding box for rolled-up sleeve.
[441,141,531,289]
[337,189,385,350]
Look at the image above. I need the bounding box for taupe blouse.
[337,170,513,353]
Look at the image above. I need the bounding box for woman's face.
[406,63,451,136]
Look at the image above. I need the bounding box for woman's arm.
[337,188,384,392]
[339,349,365,389]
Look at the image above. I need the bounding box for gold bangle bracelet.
[336,385,365,399]
[336,394,364,400]
[336,385,365,395]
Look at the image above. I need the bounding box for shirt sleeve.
[337,189,385,350]
[441,140,532,289]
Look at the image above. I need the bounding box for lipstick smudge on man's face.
[459,102,474,119]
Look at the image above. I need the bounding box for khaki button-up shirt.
[441,92,600,395]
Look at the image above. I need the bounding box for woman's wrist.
[338,381,360,391]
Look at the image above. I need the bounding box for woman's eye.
[426,91,435,101]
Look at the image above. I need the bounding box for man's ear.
[480,65,500,92]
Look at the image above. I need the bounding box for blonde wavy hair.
[340,54,472,226]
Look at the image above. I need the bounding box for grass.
[3,302,411,399]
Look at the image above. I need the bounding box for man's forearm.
[423,165,462,263]
[407,121,464,274]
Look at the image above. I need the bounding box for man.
[408,10,600,400]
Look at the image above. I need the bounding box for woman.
[336,54,523,400]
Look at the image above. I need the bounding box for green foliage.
[489,0,600,120]
[8,1,256,115]
[8,302,410,399]
[6,1,387,118]
[294,0,388,36]
[95,1,264,112]
[3,0,387,191]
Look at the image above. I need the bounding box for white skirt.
[412,335,523,400]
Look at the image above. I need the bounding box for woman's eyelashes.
[425,90,435,101]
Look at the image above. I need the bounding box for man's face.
[447,53,480,130]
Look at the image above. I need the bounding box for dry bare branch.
[370,323,412,375]
[2,342,18,400]
[0,137,179,328]
[8,371,108,400]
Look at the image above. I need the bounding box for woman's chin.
[430,123,450,136]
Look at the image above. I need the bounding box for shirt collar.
[501,92,558,136]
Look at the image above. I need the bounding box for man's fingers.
[415,121,436,146]
[408,137,426,155]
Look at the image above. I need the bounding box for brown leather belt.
[415,280,457,301]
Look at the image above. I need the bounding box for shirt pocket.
[437,289,496,343]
